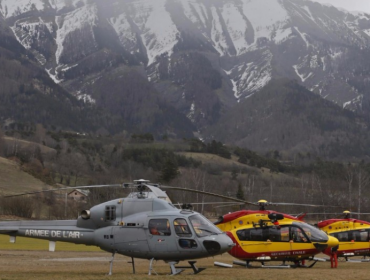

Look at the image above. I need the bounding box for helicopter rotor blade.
[213,203,245,209]
[269,202,340,208]
[189,202,242,205]
[158,185,257,206]
[3,184,123,198]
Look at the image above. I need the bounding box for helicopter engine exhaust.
[268,213,284,221]
[80,210,91,219]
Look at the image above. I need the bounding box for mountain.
[0,13,94,132]
[1,0,370,157]
[0,2,195,137]
[205,79,370,159]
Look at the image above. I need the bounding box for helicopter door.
[333,229,370,255]
[289,226,312,255]
[147,218,176,254]
[174,218,202,254]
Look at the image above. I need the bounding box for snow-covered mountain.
[2,0,370,146]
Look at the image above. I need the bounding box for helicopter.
[316,210,370,263]
[157,186,341,269]
[214,205,339,268]
[0,179,235,276]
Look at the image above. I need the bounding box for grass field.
[0,235,100,252]
[0,157,51,195]
[0,235,370,279]
[0,249,369,280]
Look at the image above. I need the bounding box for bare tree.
[356,166,370,218]
[69,152,87,186]
[345,163,355,211]
[0,127,4,156]
[0,196,35,218]
[311,173,327,219]
[300,174,309,202]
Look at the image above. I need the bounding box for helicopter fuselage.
[318,218,370,258]
[0,197,234,261]
[215,210,339,263]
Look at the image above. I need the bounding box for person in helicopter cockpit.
[150,225,161,235]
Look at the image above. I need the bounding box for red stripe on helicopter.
[225,232,318,260]
[323,247,370,257]
[317,219,370,228]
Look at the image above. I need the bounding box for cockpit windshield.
[294,222,328,242]
[189,214,223,237]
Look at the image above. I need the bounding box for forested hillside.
[1,126,370,221]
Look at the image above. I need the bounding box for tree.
[0,196,34,218]
[159,157,179,183]
[231,165,238,180]
[345,163,354,211]
[0,127,4,156]
[236,182,245,200]
[356,166,370,218]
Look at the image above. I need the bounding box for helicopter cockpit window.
[290,226,309,243]
[149,219,171,236]
[105,206,116,221]
[294,222,328,243]
[280,226,290,242]
[331,230,369,242]
[179,239,198,249]
[358,230,369,242]
[189,214,223,237]
[174,218,192,237]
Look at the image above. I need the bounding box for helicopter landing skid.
[148,258,158,275]
[233,260,319,269]
[233,260,255,268]
[168,261,184,275]
[346,258,370,263]
[175,261,206,274]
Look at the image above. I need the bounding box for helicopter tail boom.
[0,220,95,245]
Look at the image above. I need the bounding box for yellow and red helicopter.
[316,210,370,262]
[213,200,339,268]
[161,186,340,269]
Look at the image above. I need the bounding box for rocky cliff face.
[2,0,370,155]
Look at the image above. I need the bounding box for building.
[67,189,90,202]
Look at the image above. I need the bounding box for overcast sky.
[313,0,370,14]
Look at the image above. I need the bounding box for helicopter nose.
[313,235,339,252]
[203,234,235,255]
[327,235,339,248]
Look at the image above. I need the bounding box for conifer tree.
[159,157,179,183]
[236,182,245,200]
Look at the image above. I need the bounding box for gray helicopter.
[0,179,234,275]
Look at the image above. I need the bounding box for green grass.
[0,235,101,251]
[0,157,51,195]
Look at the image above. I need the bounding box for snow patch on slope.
[343,95,362,109]
[293,64,312,82]
[181,0,208,27]
[241,0,289,43]
[55,3,98,65]
[0,0,44,18]
[108,14,138,53]
[46,68,63,84]
[210,6,229,56]
[231,50,273,100]
[221,3,249,55]
[126,0,179,66]
[49,0,87,12]
[294,27,312,48]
